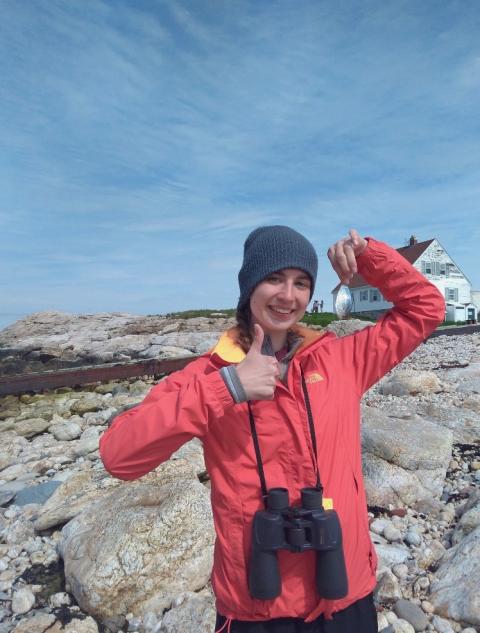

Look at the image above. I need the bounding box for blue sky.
[1,0,480,330]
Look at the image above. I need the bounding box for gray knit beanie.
[237,225,318,309]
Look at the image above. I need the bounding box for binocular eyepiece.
[248,487,348,601]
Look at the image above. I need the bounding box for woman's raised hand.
[327,228,368,285]
[236,324,280,401]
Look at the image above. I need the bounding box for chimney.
[409,235,417,246]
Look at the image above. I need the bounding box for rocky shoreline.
[0,313,479,632]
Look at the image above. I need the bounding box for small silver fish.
[335,285,353,320]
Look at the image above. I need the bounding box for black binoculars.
[248,487,348,600]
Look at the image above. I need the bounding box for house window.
[370,289,380,302]
[421,261,433,275]
[445,288,458,301]
[439,263,446,276]
[360,290,368,301]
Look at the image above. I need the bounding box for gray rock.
[375,543,411,568]
[374,569,402,603]
[453,493,480,544]
[0,489,15,506]
[14,480,62,506]
[11,612,56,632]
[391,621,415,633]
[159,592,216,632]
[415,401,480,444]
[361,406,452,506]
[430,524,480,626]
[393,599,428,631]
[431,615,455,633]
[49,421,82,441]
[14,418,51,438]
[4,517,35,545]
[405,528,422,546]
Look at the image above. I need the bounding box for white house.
[331,236,478,323]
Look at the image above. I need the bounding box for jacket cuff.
[219,366,248,403]
[203,369,238,414]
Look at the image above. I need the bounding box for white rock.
[49,591,71,607]
[11,587,35,614]
[385,611,398,623]
[391,619,415,633]
[371,518,390,535]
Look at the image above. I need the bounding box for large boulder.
[361,406,452,507]
[58,478,214,620]
[35,457,198,531]
[429,524,480,626]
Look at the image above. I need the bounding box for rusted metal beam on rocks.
[0,356,197,397]
[428,324,480,338]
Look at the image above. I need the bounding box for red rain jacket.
[99,238,445,622]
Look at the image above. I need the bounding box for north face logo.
[305,372,324,384]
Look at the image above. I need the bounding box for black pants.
[215,593,377,633]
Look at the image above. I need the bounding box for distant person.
[100,226,444,633]
[312,299,319,313]
[320,299,324,313]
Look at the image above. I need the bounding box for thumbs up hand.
[236,324,280,401]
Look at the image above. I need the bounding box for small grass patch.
[163,308,237,319]
[438,320,469,328]
[301,311,338,327]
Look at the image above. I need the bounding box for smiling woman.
[234,226,318,356]
[249,268,311,349]
[99,225,445,633]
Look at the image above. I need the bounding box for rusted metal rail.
[429,323,480,338]
[1,323,479,397]
[0,356,197,397]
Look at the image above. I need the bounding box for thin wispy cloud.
[1,0,480,328]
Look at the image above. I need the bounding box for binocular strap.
[247,369,323,508]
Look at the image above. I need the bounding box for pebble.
[405,529,422,546]
[431,615,455,633]
[385,525,403,542]
[393,599,428,632]
[391,620,416,633]
[386,612,399,623]
[371,518,390,535]
[49,591,71,607]
[420,600,434,614]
